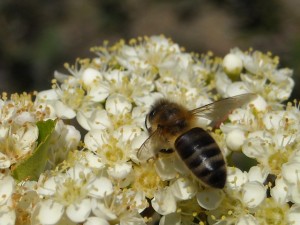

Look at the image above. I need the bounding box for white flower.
[0,177,13,198]
[36,163,113,224]
[88,177,113,198]
[0,206,16,225]
[225,129,246,151]
[215,72,232,96]
[90,189,147,224]
[223,53,243,76]
[84,129,108,152]
[47,120,81,168]
[287,204,300,225]
[282,161,300,204]
[54,100,77,119]
[169,177,197,200]
[236,214,259,225]
[81,68,102,88]
[155,156,178,181]
[248,166,268,183]
[83,151,105,169]
[270,177,288,204]
[221,48,294,103]
[106,94,131,116]
[242,132,275,169]
[2,36,300,225]
[107,162,132,179]
[250,95,267,111]
[151,188,177,215]
[77,109,111,131]
[91,199,117,221]
[37,89,77,119]
[84,217,109,225]
[84,129,131,167]
[196,189,224,210]
[159,213,181,225]
[118,211,146,225]
[226,167,248,190]
[116,36,182,76]
[13,122,38,153]
[0,121,38,167]
[38,199,64,224]
[241,181,266,208]
[14,111,35,124]
[0,152,10,169]
[66,198,91,223]
[0,175,15,222]
[228,108,256,128]
[226,81,250,96]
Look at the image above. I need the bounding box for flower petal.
[84,130,108,152]
[114,125,141,142]
[84,217,109,225]
[91,199,117,221]
[226,167,248,190]
[248,166,269,183]
[82,68,102,87]
[288,204,300,225]
[196,188,224,210]
[270,177,288,204]
[0,176,14,205]
[66,199,91,223]
[37,176,57,196]
[236,214,259,225]
[89,177,113,198]
[226,129,245,151]
[85,152,104,169]
[155,157,177,181]
[0,152,11,169]
[38,199,64,225]
[170,177,196,200]
[242,181,266,208]
[250,95,267,111]
[107,163,132,179]
[226,82,249,96]
[54,101,76,119]
[223,53,243,76]
[159,213,181,225]
[0,209,16,225]
[282,162,300,185]
[105,94,132,115]
[151,188,177,215]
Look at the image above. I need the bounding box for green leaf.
[12,119,56,181]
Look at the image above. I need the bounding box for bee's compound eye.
[149,109,156,120]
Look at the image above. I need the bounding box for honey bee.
[139,93,257,189]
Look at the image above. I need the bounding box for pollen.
[99,136,127,166]
[55,178,87,205]
[104,146,124,164]
[133,162,165,198]
[255,198,289,225]
[61,86,85,109]
[268,150,289,175]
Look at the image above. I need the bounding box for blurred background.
[1,0,300,99]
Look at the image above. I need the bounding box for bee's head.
[145,99,182,132]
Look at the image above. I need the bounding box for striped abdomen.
[174,127,226,189]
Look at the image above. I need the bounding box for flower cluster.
[0,35,299,225]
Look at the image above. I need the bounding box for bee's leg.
[159,148,174,154]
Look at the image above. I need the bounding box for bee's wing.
[190,93,257,128]
[137,129,162,162]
